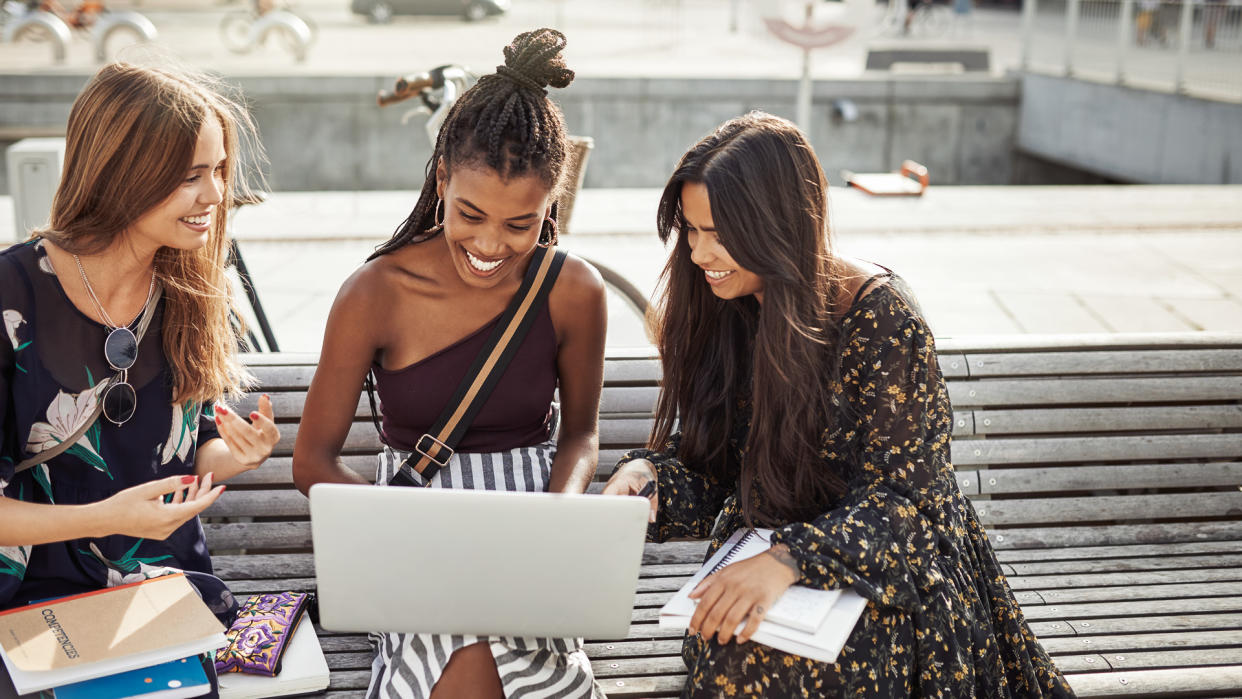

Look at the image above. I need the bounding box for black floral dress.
[0,239,237,624]
[618,274,1075,698]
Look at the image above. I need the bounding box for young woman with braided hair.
[293,29,607,699]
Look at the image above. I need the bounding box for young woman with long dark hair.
[603,112,1074,697]
[292,29,608,699]
[0,62,281,694]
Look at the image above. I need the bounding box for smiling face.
[681,182,764,303]
[435,160,552,289]
[126,117,227,253]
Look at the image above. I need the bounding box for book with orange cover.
[0,573,226,694]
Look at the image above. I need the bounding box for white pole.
[796,2,814,133]
[1021,0,1038,70]
[1066,0,1081,75]
[797,47,812,133]
[1117,0,1133,83]
[1175,0,1194,91]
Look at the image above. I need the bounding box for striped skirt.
[366,443,604,699]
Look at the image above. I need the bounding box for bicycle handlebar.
[377,68,450,108]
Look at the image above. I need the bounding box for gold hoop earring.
[539,217,558,246]
[426,198,445,235]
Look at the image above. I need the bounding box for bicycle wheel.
[220,10,254,54]
[913,5,951,37]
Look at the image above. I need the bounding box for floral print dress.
[618,274,1075,698]
[0,239,236,624]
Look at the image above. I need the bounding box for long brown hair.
[38,62,263,404]
[650,112,849,525]
[370,28,575,260]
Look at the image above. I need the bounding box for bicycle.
[220,0,316,61]
[877,0,952,38]
[3,0,98,41]
[2,0,155,63]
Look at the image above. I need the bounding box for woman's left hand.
[214,394,279,471]
[688,549,800,645]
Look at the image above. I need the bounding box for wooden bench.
[206,334,1242,697]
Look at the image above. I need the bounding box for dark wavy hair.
[370,28,574,259]
[649,112,851,525]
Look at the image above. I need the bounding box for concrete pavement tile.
[1156,296,1242,333]
[910,287,1025,338]
[1076,294,1194,333]
[991,291,1111,334]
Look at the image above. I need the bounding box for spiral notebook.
[659,528,869,663]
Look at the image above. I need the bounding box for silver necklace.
[73,254,157,330]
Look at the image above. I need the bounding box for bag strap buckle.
[414,433,453,470]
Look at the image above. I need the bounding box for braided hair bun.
[374,27,576,256]
[496,28,575,92]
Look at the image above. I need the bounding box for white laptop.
[308,484,650,639]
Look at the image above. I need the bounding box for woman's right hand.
[97,474,225,540]
[602,459,658,523]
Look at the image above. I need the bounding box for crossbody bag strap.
[14,283,163,475]
[389,246,568,487]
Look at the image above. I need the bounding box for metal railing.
[1021,0,1242,100]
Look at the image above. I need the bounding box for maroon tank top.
[373,303,558,453]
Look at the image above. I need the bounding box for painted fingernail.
[262,393,270,400]
[217,405,229,415]
[181,475,196,484]
[250,412,260,420]
[214,416,222,425]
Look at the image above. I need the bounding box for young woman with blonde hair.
[0,62,280,692]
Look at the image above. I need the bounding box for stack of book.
[659,528,869,663]
[0,573,225,699]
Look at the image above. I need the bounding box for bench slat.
[1008,553,1242,576]
[595,675,683,698]
[947,376,1242,408]
[1104,647,1242,671]
[1033,613,1242,638]
[1011,568,1242,590]
[952,433,1242,466]
[247,358,665,390]
[583,640,683,658]
[994,540,1242,562]
[591,656,685,676]
[962,349,1242,377]
[972,405,1242,436]
[1040,629,1242,654]
[238,386,661,423]
[1021,596,1242,621]
[223,455,374,486]
[978,462,1242,494]
[977,492,1242,526]
[988,521,1242,549]
[1066,665,1242,694]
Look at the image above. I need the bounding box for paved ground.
[2,2,1238,351]
[8,185,1237,352]
[0,0,1238,97]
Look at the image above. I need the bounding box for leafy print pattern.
[25,383,112,480]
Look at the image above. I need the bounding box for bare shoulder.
[550,252,606,305]
[548,252,607,341]
[835,256,891,309]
